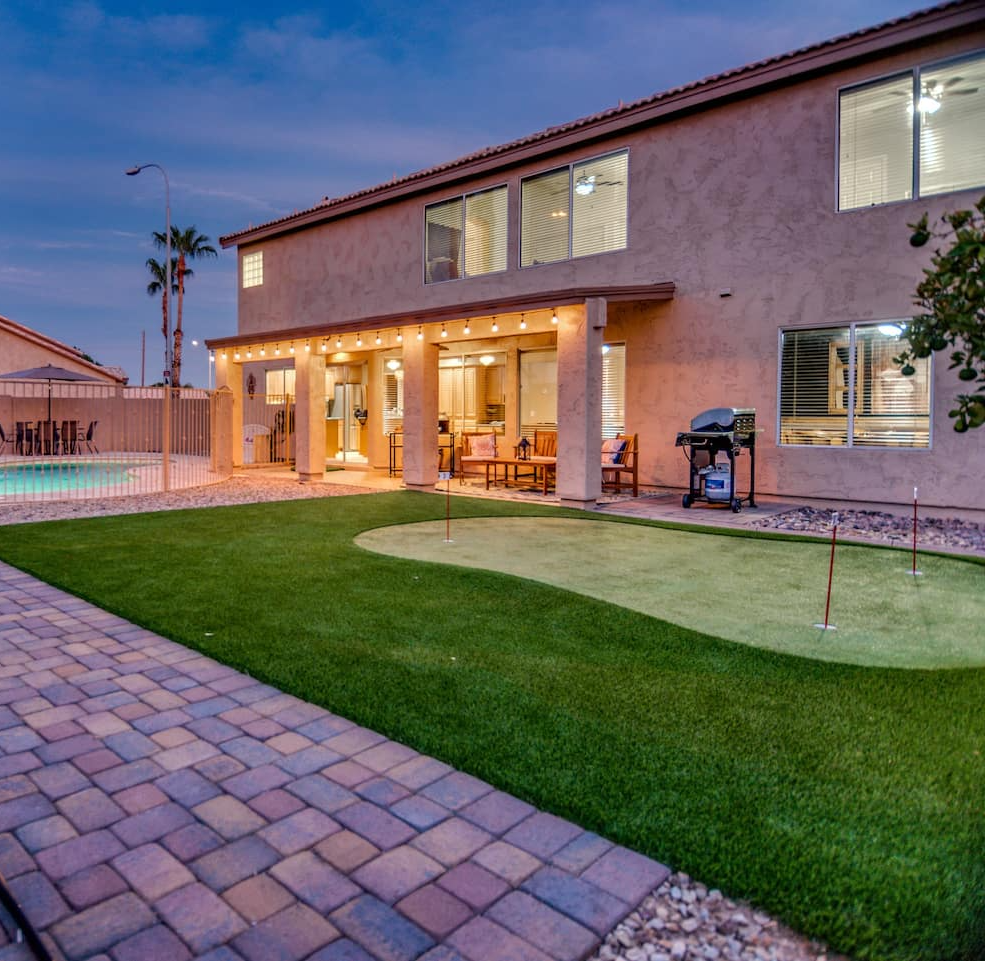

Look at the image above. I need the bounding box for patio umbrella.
[0,364,104,423]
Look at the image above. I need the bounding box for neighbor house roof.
[220,0,984,249]
[0,314,128,384]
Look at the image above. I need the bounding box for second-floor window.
[425,185,507,283]
[242,251,263,288]
[521,150,628,267]
[839,50,985,210]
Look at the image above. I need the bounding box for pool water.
[0,460,153,494]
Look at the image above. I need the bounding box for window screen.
[573,153,629,258]
[780,324,929,448]
[839,75,913,210]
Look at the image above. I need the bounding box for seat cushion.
[469,434,497,457]
[602,439,627,464]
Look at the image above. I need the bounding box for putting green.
[356,517,985,669]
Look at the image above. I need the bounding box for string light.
[304,341,310,352]
[551,308,558,325]
[375,332,382,345]
[519,313,527,330]
[336,335,343,348]
[274,344,280,356]
[396,329,403,343]
[259,345,266,356]
[234,350,240,360]
[356,333,363,347]
[463,321,471,335]
[221,351,227,360]
[440,325,448,338]
[246,347,252,359]
[321,340,328,352]
[491,317,499,333]
[417,326,424,341]
[289,344,296,354]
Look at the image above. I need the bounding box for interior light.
[479,354,496,366]
[878,323,905,337]
[602,344,611,354]
[917,95,941,114]
[574,175,596,195]
[386,359,401,371]
[551,309,558,325]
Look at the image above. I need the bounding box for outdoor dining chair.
[76,420,98,453]
[14,422,35,456]
[0,424,12,455]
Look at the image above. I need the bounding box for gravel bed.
[590,872,848,961]
[755,506,985,554]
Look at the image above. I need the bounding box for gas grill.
[674,407,757,512]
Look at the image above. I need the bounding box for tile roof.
[220,0,981,247]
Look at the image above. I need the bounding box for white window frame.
[423,184,508,284]
[242,251,263,288]
[837,49,985,211]
[776,321,932,449]
[520,149,629,268]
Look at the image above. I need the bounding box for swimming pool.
[0,460,155,495]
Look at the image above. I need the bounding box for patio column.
[295,350,326,483]
[214,352,244,468]
[556,299,605,509]
[402,332,439,491]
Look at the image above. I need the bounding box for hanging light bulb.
[375,332,382,345]
[321,340,328,352]
[356,333,363,346]
[551,308,559,325]
[417,326,423,341]
[234,350,240,360]
[491,317,499,333]
[336,335,343,348]
[221,351,227,360]
[274,344,281,356]
[259,345,266,356]
[289,343,296,354]
[304,341,310,352]
[246,347,253,359]
[441,325,448,338]
[519,313,527,330]
[396,329,403,343]
[463,321,471,335]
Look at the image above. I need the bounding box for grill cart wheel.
[682,493,693,508]
[731,498,742,513]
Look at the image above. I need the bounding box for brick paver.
[0,560,668,961]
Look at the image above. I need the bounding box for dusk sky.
[1,0,932,386]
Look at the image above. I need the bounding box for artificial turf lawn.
[0,491,982,961]
[357,516,985,668]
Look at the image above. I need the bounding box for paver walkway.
[0,560,668,961]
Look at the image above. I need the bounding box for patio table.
[482,456,556,494]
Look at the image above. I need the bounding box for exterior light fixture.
[375,332,382,345]
[386,359,401,371]
[221,351,227,360]
[878,323,905,337]
[479,354,496,366]
[289,344,296,354]
[356,333,363,346]
[259,346,266,356]
[234,350,240,360]
[304,341,310,352]
[441,325,448,338]
[551,308,558,325]
[491,317,499,333]
[336,335,343,348]
[396,329,403,343]
[321,340,328,352]
[519,313,527,330]
[246,348,253,359]
[274,345,280,355]
[463,321,471,335]
[417,327,424,341]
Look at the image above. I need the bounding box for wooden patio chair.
[458,430,498,484]
[601,433,639,497]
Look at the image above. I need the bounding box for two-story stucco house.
[210,0,985,511]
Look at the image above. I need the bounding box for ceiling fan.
[574,174,623,195]
[886,76,980,113]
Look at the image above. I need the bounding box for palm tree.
[145,256,179,381]
[153,226,217,386]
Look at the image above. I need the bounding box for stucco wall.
[232,28,985,510]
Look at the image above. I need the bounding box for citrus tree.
[898,194,985,431]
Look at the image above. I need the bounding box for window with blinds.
[601,344,626,438]
[242,251,263,288]
[521,150,628,267]
[779,324,930,448]
[425,186,506,283]
[839,50,985,210]
[264,368,295,405]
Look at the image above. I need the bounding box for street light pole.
[127,163,172,492]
